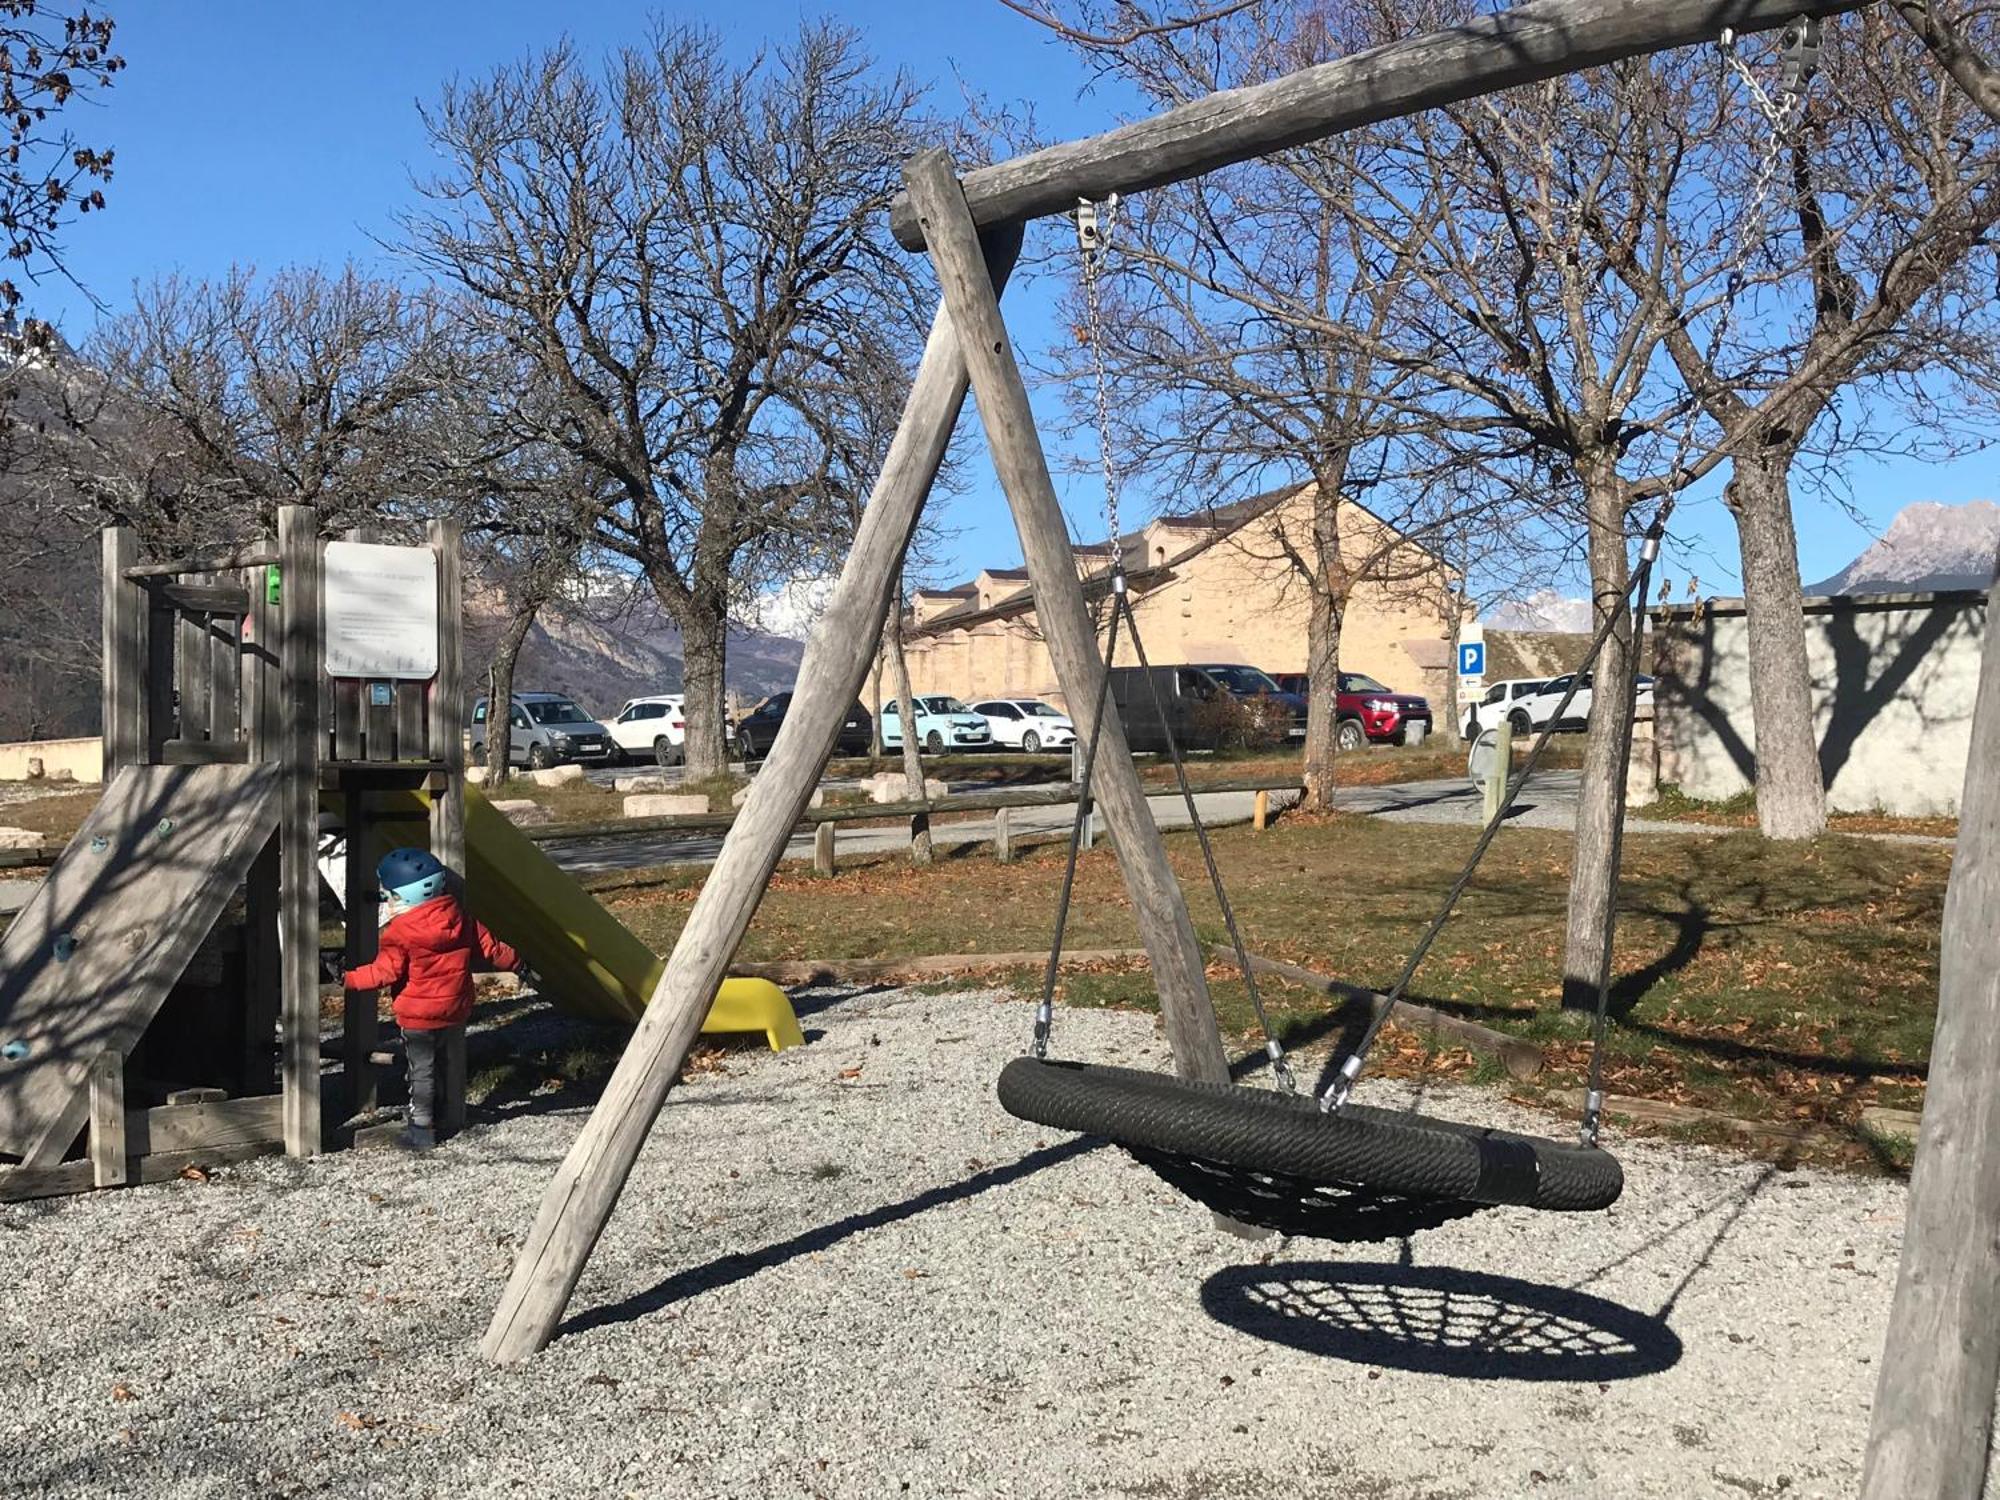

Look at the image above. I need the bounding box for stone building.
[902,484,1457,707]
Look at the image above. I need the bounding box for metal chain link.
[1656,18,1818,496]
[1075,195,1124,549]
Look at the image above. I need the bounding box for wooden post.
[994,804,1014,863]
[100,528,144,776]
[887,0,1867,249]
[1252,789,1270,832]
[480,230,1023,1365]
[813,819,836,877]
[241,548,282,1098]
[427,519,467,1136]
[903,149,1229,1089]
[342,790,379,1117]
[428,519,466,873]
[88,1053,127,1189]
[1859,573,2000,1499]
[277,505,322,1158]
[1483,716,1514,824]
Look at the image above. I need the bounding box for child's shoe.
[400,1123,437,1151]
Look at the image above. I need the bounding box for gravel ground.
[0,987,1939,1499]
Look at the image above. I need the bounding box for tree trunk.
[1439,587,1466,744]
[484,599,540,788]
[678,590,731,779]
[1724,448,1829,840]
[1301,469,1351,812]
[867,657,885,758]
[884,579,932,864]
[1301,584,1345,811]
[1562,471,1635,1012]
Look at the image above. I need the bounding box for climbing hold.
[1,1040,28,1062]
[89,835,109,853]
[153,818,176,840]
[52,933,77,963]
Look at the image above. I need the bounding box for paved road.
[538,767,1712,876]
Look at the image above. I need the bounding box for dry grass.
[594,810,1949,1167]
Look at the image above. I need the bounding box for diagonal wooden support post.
[479,227,1025,1365]
[1859,568,2000,1499]
[903,149,1230,1092]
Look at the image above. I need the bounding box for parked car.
[734,692,873,761]
[1190,664,1309,740]
[1269,669,1434,751]
[606,694,737,766]
[970,698,1076,753]
[881,694,996,753]
[1459,678,1548,742]
[1510,672,1656,735]
[1106,664,1304,755]
[469,691,614,769]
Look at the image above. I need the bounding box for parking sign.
[1458,640,1486,677]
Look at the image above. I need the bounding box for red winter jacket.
[344,894,519,1031]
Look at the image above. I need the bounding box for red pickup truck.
[1270,671,1435,751]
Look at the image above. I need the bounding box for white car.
[1460,678,1547,741]
[881,694,995,752]
[607,694,734,766]
[1509,672,1655,735]
[971,698,1076,753]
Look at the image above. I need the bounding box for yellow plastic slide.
[372,786,802,1050]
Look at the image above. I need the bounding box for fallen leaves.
[110,1382,137,1403]
[336,1410,383,1432]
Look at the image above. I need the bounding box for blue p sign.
[1459,641,1486,676]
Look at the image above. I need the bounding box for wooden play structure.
[0,506,466,1198]
[479,0,1903,1364]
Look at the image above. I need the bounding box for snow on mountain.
[1810,500,2000,595]
[1484,589,1595,633]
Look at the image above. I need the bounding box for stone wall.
[0,736,103,783]
[1652,589,1988,818]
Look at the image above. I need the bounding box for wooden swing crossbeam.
[482,0,1885,1365]
[888,0,1870,250]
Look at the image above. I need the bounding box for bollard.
[1482,717,1514,824]
[994,804,1014,863]
[813,819,837,877]
[1253,788,1270,832]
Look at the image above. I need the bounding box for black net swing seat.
[999,1058,1625,1241]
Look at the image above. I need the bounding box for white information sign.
[1457,620,1486,700]
[323,541,439,680]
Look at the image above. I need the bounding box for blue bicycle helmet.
[377,847,447,907]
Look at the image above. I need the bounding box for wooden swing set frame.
[481,5,1995,1494]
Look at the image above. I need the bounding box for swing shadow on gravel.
[1200,1260,1682,1381]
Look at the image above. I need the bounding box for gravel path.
[0,987,1944,1498]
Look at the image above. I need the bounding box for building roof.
[911,483,1313,637]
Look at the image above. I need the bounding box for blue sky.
[31,1,1992,608]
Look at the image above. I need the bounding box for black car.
[734,692,873,760]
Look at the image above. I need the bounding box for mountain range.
[463,586,806,720]
[1807,500,2000,594]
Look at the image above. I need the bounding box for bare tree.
[404,22,932,778]
[1590,16,2000,838]
[0,1,121,355]
[61,264,450,539]
[1019,2,1518,810]
[1890,0,2000,123]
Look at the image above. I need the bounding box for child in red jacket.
[343,847,522,1149]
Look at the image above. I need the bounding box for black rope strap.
[1034,595,1123,1058]
[1115,583,1294,1090]
[1323,510,1673,1127]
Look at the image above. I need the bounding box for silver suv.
[469,691,614,769]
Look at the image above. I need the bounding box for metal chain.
[1075,195,1124,548]
[1657,19,1817,494]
